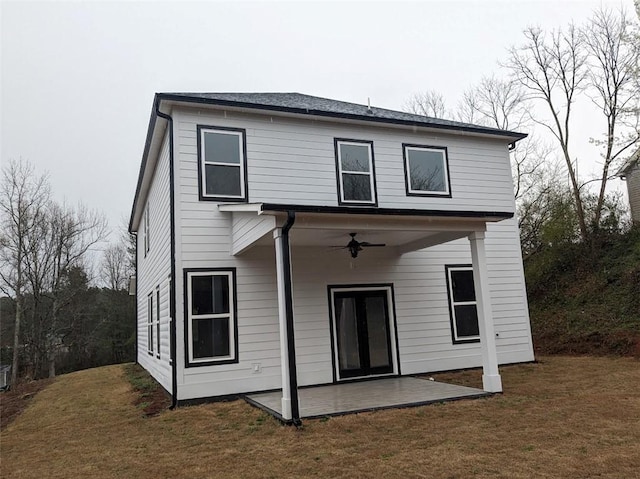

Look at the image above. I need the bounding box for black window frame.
[156,286,161,359]
[143,203,150,257]
[196,125,249,202]
[147,292,154,355]
[334,138,378,206]
[403,144,452,198]
[445,264,480,344]
[184,268,239,367]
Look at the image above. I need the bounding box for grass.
[122,363,171,416]
[1,356,639,478]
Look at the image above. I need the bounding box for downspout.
[281,211,301,426]
[155,104,178,409]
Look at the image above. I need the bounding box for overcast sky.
[1,0,636,241]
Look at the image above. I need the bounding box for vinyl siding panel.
[168,107,533,401]
[136,132,172,393]
[174,107,516,212]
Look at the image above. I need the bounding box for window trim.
[445,264,480,344]
[147,292,154,355]
[334,138,378,206]
[402,144,452,198]
[196,125,248,202]
[184,268,239,367]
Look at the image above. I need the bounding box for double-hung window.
[334,139,377,205]
[446,265,480,343]
[197,126,247,201]
[147,293,154,355]
[186,269,237,366]
[143,203,150,256]
[156,286,161,359]
[403,144,451,197]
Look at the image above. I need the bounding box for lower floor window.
[147,293,154,355]
[446,265,480,343]
[186,269,237,366]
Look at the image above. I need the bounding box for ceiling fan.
[333,232,386,258]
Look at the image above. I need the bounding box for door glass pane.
[408,149,446,192]
[192,317,230,358]
[335,297,360,371]
[342,173,372,201]
[204,131,241,164]
[205,164,241,196]
[340,143,370,172]
[365,296,391,368]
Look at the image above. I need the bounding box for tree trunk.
[10,295,22,386]
[48,350,56,378]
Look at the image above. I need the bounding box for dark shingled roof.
[158,92,526,141]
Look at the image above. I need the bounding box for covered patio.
[246,377,489,420]
[220,202,507,425]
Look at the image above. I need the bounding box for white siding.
[174,108,516,213]
[230,212,276,255]
[136,132,173,393]
[169,106,533,401]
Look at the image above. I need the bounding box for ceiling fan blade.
[360,242,386,247]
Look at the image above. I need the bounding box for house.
[128,92,535,424]
[618,148,640,223]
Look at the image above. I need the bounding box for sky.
[1,0,637,243]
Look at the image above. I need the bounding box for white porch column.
[469,231,503,393]
[273,227,292,420]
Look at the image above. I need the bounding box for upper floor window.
[197,126,247,202]
[403,144,451,197]
[143,203,150,257]
[445,265,480,343]
[334,139,377,206]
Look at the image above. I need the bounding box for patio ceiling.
[219,203,501,255]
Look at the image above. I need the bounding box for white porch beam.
[469,230,503,393]
[396,231,470,254]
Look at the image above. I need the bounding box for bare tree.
[583,8,640,230]
[405,90,449,118]
[506,23,590,241]
[0,160,50,385]
[42,203,108,377]
[507,10,639,241]
[100,243,129,290]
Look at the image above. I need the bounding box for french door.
[332,289,394,379]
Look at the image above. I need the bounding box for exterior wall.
[136,132,173,393]
[625,162,640,223]
[290,217,533,387]
[174,107,516,214]
[166,105,533,401]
